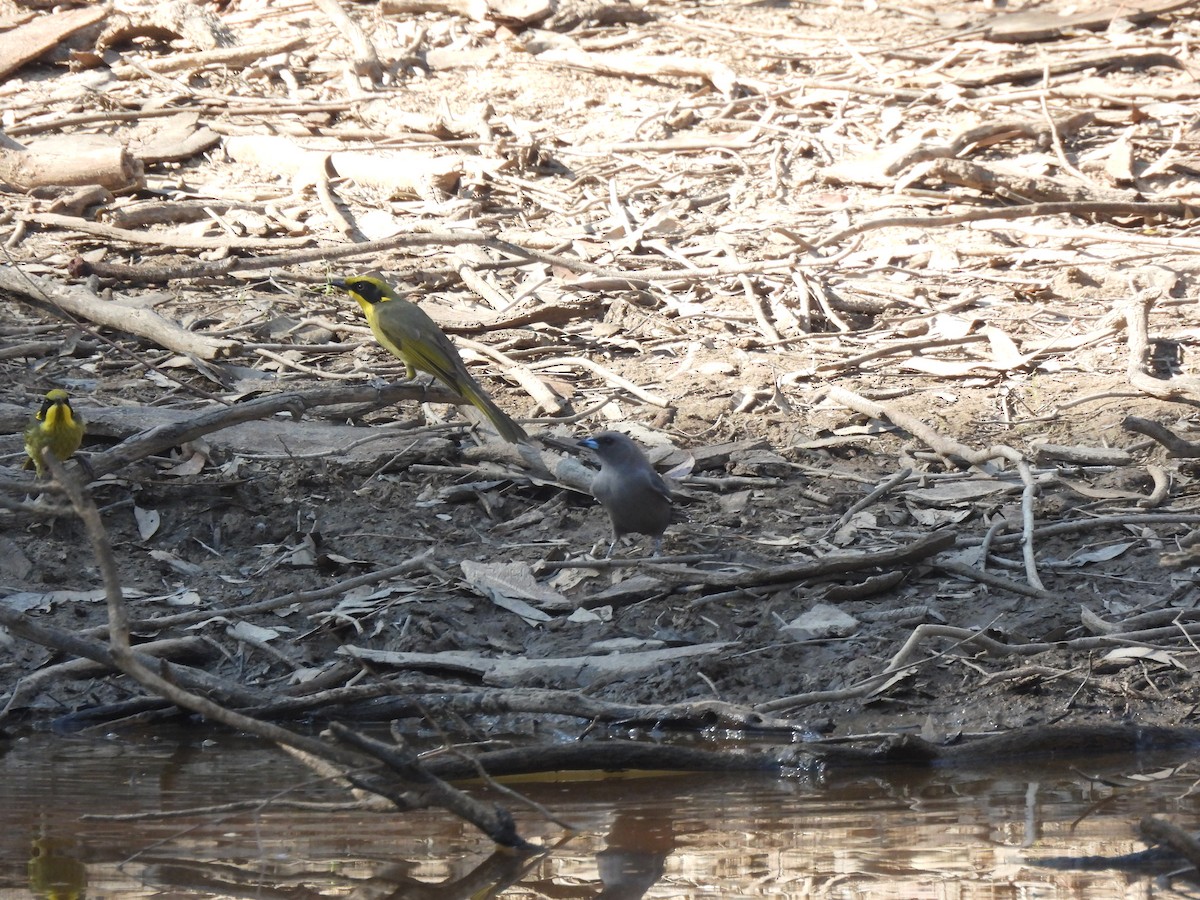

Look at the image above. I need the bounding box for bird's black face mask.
[349,279,384,304]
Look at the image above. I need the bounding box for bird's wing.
[650,471,673,502]
[375,302,471,389]
[632,465,672,502]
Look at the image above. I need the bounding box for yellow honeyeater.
[24,389,85,477]
[331,275,528,444]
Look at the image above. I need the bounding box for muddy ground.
[2,0,1200,745]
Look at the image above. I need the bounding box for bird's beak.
[329,279,348,290]
[578,438,598,450]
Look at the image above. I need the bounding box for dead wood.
[953,50,1185,88]
[341,641,738,687]
[0,602,269,716]
[978,1,1200,42]
[0,266,238,359]
[76,382,527,480]
[1123,416,1200,457]
[0,4,110,80]
[110,36,307,80]
[649,530,955,594]
[0,134,144,193]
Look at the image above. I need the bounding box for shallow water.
[3,730,1198,898]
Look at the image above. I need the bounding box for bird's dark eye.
[351,280,381,303]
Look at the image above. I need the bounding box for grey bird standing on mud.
[578,431,673,557]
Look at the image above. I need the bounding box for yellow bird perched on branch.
[331,275,529,444]
[24,389,85,477]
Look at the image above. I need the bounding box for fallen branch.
[0,265,238,360]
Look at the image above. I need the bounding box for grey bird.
[578,431,673,557]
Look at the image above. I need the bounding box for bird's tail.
[457,379,528,443]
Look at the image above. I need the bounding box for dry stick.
[0,263,238,361]
[0,596,269,715]
[456,336,562,415]
[717,234,780,343]
[814,201,1192,249]
[1143,464,1171,508]
[39,450,532,848]
[1123,416,1200,457]
[86,798,371,821]
[527,356,670,407]
[934,559,1049,599]
[254,347,364,379]
[26,211,314,251]
[314,156,357,237]
[112,35,311,79]
[814,334,990,375]
[824,385,1045,592]
[82,381,495,480]
[669,530,955,595]
[7,101,353,137]
[754,622,986,712]
[1123,285,1200,403]
[1,247,236,407]
[330,725,528,848]
[0,637,211,719]
[107,556,435,636]
[263,685,805,733]
[756,619,1072,714]
[738,271,781,342]
[78,223,797,286]
[986,513,1200,549]
[1014,458,1045,592]
[452,747,579,832]
[823,467,914,540]
[314,0,381,81]
[1039,72,1094,188]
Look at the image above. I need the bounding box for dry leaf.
[134,505,161,541]
[460,560,573,612]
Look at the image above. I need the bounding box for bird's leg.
[605,538,618,559]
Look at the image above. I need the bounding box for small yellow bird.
[24,389,85,477]
[331,275,528,444]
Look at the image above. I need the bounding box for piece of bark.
[0,134,144,193]
[381,0,489,20]
[126,113,221,164]
[918,158,1136,205]
[95,0,233,54]
[0,4,111,79]
[530,42,742,96]
[341,642,737,687]
[223,134,476,201]
[111,35,306,79]
[980,0,1200,42]
[65,402,456,465]
[1032,443,1134,467]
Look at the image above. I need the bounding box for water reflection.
[27,836,86,900]
[1,732,1197,898]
